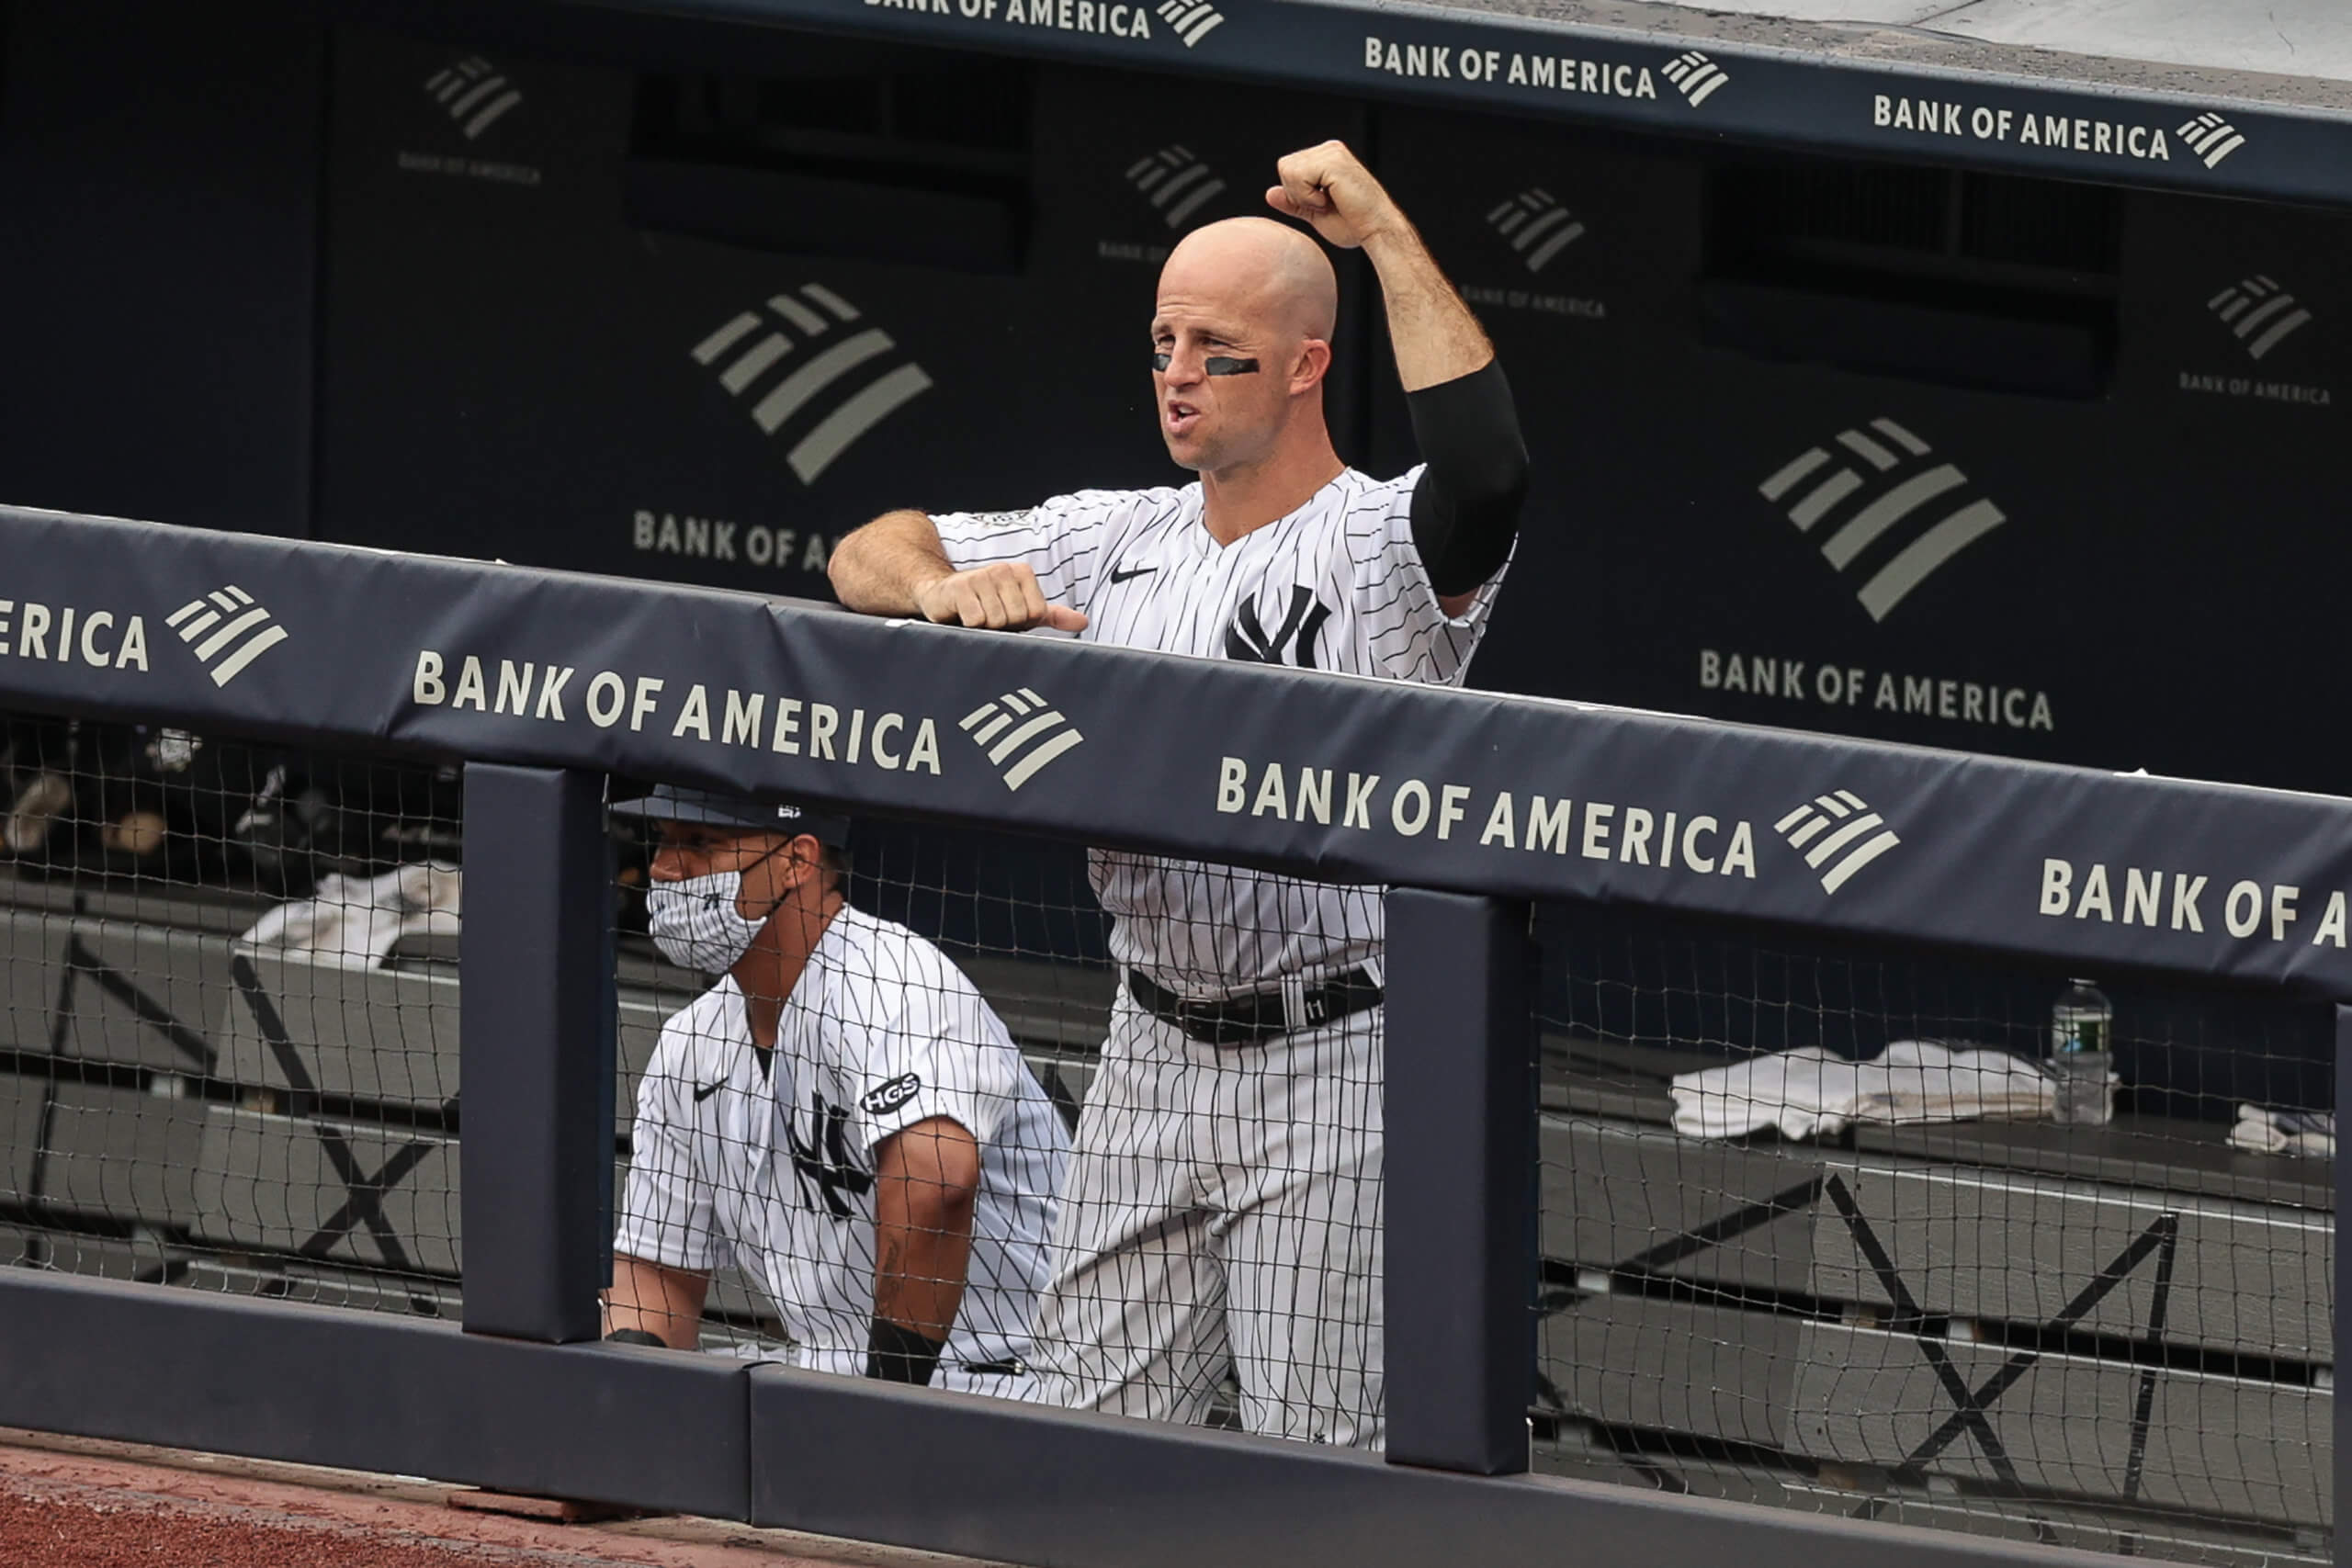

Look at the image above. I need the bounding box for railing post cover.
[1384,888,1536,1475]
[459,763,616,1342]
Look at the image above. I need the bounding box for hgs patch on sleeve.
[860,1073,923,1117]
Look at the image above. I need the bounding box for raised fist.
[1265,141,1403,251]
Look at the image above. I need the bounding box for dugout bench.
[0,871,2329,1560]
[1540,1038,2332,1559]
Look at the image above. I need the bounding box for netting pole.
[2337,1004,2350,1568]
[1384,888,1536,1475]
[458,764,616,1343]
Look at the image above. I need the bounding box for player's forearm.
[603,1254,710,1350]
[829,510,956,615]
[866,1117,982,1382]
[1363,222,1494,392]
[870,1200,978,1340]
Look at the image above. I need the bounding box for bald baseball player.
[829,141,1527,1446]
[602,785,1069,1396]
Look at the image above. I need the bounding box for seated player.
[602,784,1069,1397]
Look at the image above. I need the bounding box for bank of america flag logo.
[167,586,288,688]
[1125,147,1227,228]
[2207,276,2311,360]
[1485,189,1584,274]
[690,286,933,484]
[1775,790,1900,896]
[1154,0,1225,47]
[960,689,1084,792]
[423,57,522,141]
[1758,419,2007,623]
[2178,113,2246,169]
[1661,51,1729,107]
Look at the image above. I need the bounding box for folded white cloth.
[1670,1041,2055,1141]
[236,862,462,970]
[2229,1104,2335,1159]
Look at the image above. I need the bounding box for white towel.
[1670,1041,2055,1141]
[2229,1104,2335,1159]
[236,862,462,970]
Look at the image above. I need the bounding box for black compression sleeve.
[1406,358,1530,597]
[605,1328,666,1348]
[865,1319,948,1386]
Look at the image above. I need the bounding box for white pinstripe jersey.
[933,467,1510,998]
[616,904,1069,1375]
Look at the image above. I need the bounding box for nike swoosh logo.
[1108,564,1158,584]
[692,1080,725,1103]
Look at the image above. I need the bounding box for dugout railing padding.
[0,502,2340,1568]
[535,0,2352,211]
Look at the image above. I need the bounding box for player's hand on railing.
[915,562,1090,633]
[1265,140,1403,252]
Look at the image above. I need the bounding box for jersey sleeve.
[927,491,1133,619]
[613,1032,731,1275]
[1348,465,1515,688]
[839,945,1023,1157]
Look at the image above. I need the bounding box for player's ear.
[786,833,828,888]
[1290,337,1331,395]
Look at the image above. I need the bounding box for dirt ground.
[0,1428,1005,1568]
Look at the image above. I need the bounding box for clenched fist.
[915,561,1090,633]
[1265,141,1405,252]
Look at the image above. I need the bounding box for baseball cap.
[610,784,851,848]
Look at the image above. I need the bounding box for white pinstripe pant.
[1026,989,1385,1448]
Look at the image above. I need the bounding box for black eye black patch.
[1150,354,1261,375]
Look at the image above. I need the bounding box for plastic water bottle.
[2050,978,2115,1126]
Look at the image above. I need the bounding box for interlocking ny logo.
[1485,188,1585,274]
[1661,51,1730,107]
[2207,275,2312,361]
[960,688,1085,792]
[783,1091,874,1220]
[1154,0,1225,47]
[1125,146,1227,228]
[1757,418,2007,623]
[166,586,288,688]
[1226,584,1332,668]
[690,285,933,484]
[1774,790,1901,895]
[423,57,522,141]
[2178,112,2246,169]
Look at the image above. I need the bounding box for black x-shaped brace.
[1533,1165,2182,1533]
[25,930,224,1218]
[1823,1173,2182,1510]
[232,955,456,1275]
[1533,1173,1828,1419]
[64,931,218,1073]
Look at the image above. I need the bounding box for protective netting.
[7,710,2336,1557]
[605,802,1383,1441]
[1532,900,2335,1566]
[0,713,464,1317]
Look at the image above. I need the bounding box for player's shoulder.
[821,907,1006,1031]
[821,905,977,995]
[1340,464,1423,517]
[652,978,743,1069]
[1041,484,1193,527]
[1327,465,1425,563]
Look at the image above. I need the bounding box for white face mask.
[646,870,770,974]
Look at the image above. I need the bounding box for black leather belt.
[1125,966,1384,1046]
